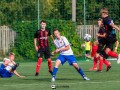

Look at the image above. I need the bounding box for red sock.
[103,59,111,67]
[107,51,118,58]
[91,45,98,57]
[36,58,42,73]
[47,59,52,71]
[99,58,103,71]
[93,57,98,68]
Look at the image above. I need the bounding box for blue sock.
[77,68,85,78]
[52,67,58,78]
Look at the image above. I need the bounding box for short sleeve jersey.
[102,16,115,35]
[34,29,51,48]
[54,36,73,55]
[98,25,106,41]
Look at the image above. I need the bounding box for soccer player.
[101,8,120,64]
[34,20,54,76]
[0,52,25,78]
[51,29,90,84]
[89,18,111,71]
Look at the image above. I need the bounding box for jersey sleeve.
[54,40,59,48]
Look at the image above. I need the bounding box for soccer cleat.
[117,54,120,64]
[35,72,39,76]
[49,71,53,75]
[83,77,90,80]
[106,65,111,72]
[89,67,97,71]
[96,70,102,72]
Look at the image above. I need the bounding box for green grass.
[0,60,120,90]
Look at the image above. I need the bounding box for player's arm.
[96,33,106,37]
[34,38,38,51]
[114,40,119,52]
[109,23,120,31]
[34,31,38,51]
[50,35,54,42]
[13,70,25,78]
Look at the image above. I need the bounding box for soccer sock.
[36,58,42,73]
[91,45,98,57]
[52,67,58,78]
[47,59,52,71]
[77,68,85,78]
[93,57,98,68]
[107,51,118,58]
[103,59,111,67]
[99,58,103,71]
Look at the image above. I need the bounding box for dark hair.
[40,20,46,24]
[98,18,102,21]
[53,29,59,32]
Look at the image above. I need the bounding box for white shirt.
[54,36,73,55]
[3,58,15,71]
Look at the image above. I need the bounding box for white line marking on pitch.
[0,80,120,87]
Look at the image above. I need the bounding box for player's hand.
[19,76,26,78]
[55,49,60,53]
[96,34,99,36]
[51,51,55,55]
[35,46,38,51]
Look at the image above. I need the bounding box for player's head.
[100,8,108,18]
[98,18,103,27]
[9,52,15,61]
[40,20,46,30]
[53,29,61,39]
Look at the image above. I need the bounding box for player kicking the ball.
[51,29,90,88]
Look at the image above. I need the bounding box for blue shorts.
[0,64,13,78]
[57,55,77,65]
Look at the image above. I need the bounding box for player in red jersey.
[34,20,54,76]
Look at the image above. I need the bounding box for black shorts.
[100,42,114,59]
[100,50,109,59]
[106,34,117,43]
[96,43,105,54]
[38,46,51,59]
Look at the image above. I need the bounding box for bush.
[11,19,84,61]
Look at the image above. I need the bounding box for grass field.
[0,60,120,90]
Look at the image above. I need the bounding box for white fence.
[0,25,16,55]
[77,25,98,39]
[77,25,120,39]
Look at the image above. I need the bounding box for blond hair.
[9,52,15,56]
[100,8,108,15]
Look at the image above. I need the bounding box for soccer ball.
[84,34,91,41]
[51,84,56,89]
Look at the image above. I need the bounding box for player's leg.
[52,55,66,82]
[89,53,99,70]
[72,63,89,80]
[35,48,43,76]
[103,59,111,72]
[105,42,120,64]
[91,40,98,58]
[44,47,53,75]
[97,56,103,72]
[67,55,90,80]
